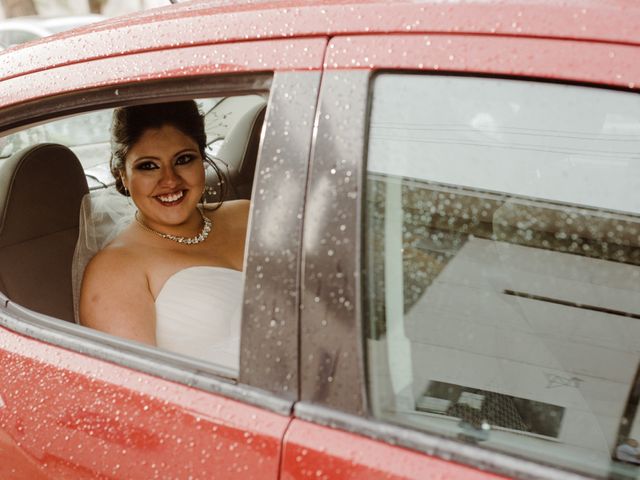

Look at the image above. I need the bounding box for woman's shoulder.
[204,199,250,226]
[204,199,250,214]
[85,237,146,278]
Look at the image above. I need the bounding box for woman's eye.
[136,161,158,170]
[176,154,195,165]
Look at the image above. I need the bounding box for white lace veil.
[72,187,137,323]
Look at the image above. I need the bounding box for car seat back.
[205,95,267,201]
[0,143,88,322]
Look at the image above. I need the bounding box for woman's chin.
[143,203,200,227]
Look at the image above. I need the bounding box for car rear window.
[364,73,640,477]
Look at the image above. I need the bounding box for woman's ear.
[119,170,130,196]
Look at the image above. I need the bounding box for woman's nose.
[159,166,180,186]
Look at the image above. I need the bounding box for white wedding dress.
[155,266,243,374]
[73,189,243,377]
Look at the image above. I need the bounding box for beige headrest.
[0,143,88,248]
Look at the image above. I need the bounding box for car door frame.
[293,32,640,479]
[0,36,326,477]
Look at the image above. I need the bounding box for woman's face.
[122,124,205,232]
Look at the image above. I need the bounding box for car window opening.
[0,94,267,379]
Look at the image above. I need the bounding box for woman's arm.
[79,248,157,345]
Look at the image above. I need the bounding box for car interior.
[0,94,267,325]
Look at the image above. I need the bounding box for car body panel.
[325,34,640,88]
[1,1,639,478]
[0,37,326,109]
[0,324,289,478]
[1,0,639,84]
[0,24,328,479]
[281,418,508,480]
[298,29,640,478]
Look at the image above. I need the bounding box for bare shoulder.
[80,243,156,344]
[83,243,143,280]
[81,244,149,314]
[205,199,250,215]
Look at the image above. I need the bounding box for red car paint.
[281,419,508,480]
[0,327,288,479]
[1,0,639,84]
[1,38,326,108]
[325,34,640,88]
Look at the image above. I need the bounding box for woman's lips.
[155,190,186,205]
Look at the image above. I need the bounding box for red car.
[1,0,639,478]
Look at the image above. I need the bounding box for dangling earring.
[119,171,128,195]
[121,176,133,207]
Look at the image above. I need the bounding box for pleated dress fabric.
[155,266,242,374]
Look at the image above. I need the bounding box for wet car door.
[284,31,640,479]
[0,36,325,478]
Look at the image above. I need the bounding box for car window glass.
[0,29,39,47]
[10,30,39,45]
[364,74,640,478]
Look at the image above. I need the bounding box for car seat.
[0,143,88,322]
[205,96,267,201]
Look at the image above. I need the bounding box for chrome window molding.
[0,74,272,136]
[0,302,292,416]
[0,72,311,411]
[294,402,593,480]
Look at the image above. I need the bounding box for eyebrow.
[132,148,199,163]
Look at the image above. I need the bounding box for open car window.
[0,92,268,380]
[0,96,266,191]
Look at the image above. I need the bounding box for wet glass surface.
[365,74,640,478]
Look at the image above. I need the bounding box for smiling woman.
[79,101,250,375]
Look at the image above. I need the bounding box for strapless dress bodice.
[155,266,242,374]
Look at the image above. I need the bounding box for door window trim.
[238,70,323,398]
[301,31,640,477]
[0,72,310,412]
[301,65,600,480]
[293,401,593,480]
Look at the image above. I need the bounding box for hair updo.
[110,100,208,196]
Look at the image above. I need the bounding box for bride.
[79,100,249,373]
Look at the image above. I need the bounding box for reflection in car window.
[364,74,640,478]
